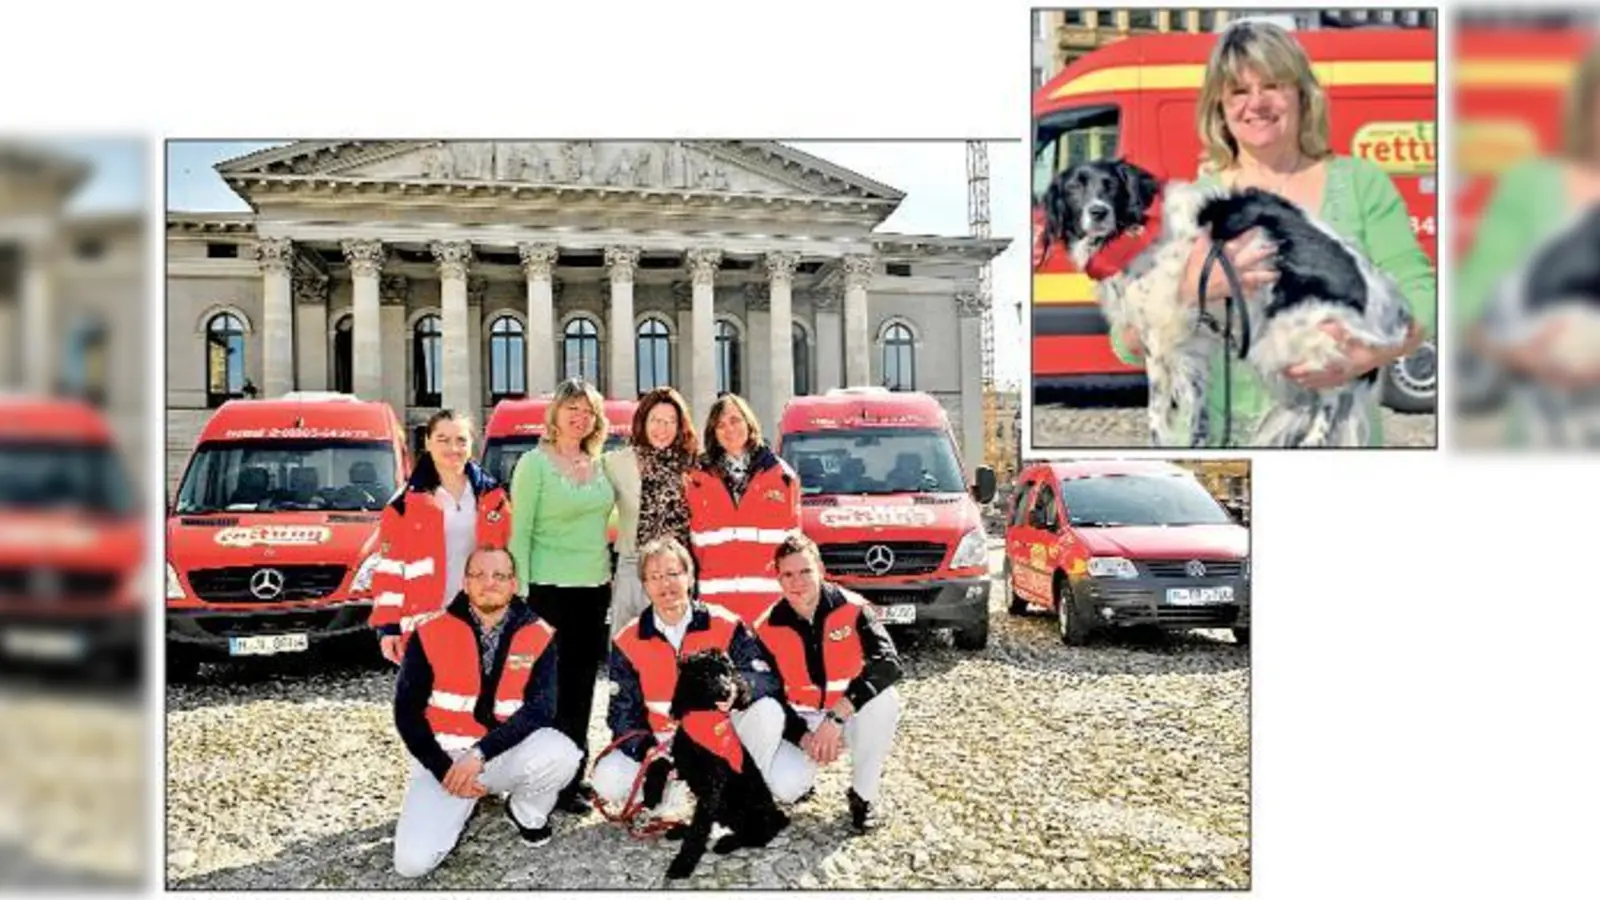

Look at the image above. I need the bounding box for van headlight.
[166,562,185,600]
[950,527,989,570]
[350,553,382,594]
[1086,556,1139,579]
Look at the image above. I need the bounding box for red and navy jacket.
[369,460,511,647]
[685,445,800,626]
[755,582,903,746]
[394,593,558,783]
[606,601,780,762]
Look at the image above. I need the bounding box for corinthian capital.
[255,238,293,275]
[518,242,559,280]
[605,245,642,282]
[955,291,986,318]
[340,239,385,279]
[431,241,473,280]
[686,247,722,287]
[842,254,875,291]
[764,251,801,286]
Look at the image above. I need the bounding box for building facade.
[165,140,1008,491]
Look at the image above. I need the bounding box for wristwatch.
[825,709,847,726]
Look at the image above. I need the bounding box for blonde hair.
[1197,20,1333,175]
[1564,42,1600,163]
[638,536,695,582]
[543,378,608,457]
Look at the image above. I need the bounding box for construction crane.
[966,140,994,388]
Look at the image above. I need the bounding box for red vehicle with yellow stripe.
[1032,27,1438,412]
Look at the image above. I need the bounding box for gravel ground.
[1033,395,1436,448]
[165,545,1251,890]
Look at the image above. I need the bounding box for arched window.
[332,314,353,395]
[488,315,526,403]
[413,314,442,407]
[563,317,601,389]
[62,316,109,407]
[206,312,247,407]
[715,319,741,396]
[791,322,811,397]
[882,322,916,391]
[636,316,671,394]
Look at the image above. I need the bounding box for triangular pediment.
[215,140,904,201]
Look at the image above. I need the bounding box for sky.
[12,138,147,214]
[164,139,1028,389]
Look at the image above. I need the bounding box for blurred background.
[0,139,147,888]
[1452,6,1600,448]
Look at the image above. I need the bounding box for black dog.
[658,649,788,881]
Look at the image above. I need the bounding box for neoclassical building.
[165,140,1008,489]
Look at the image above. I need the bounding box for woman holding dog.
[508,377,617,813]
[600,386,700,639]
[684,393,801,626]
[1112,19,1436,447]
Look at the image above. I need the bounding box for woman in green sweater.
[1457,43,1600,438]
[1113,20,1436,447]
[508,377,616,813]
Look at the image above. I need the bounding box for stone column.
[380,275,410,414]
[814,290,844,393]
[256,238,295,398]
[293,270,330,391]
[686,248,721,420]
[745,284,772,425]
[519,242,558,396]
[842,254,874,388]
[765,251,799,423]
[20,241,54,394]
[431,241,473,412]
[957,292,987,479]
[605,246,641,399]
[341,239,384,400]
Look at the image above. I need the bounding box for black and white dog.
[658,649,789,881]
[1475,204,1600,446]
[1039,159,1414,447]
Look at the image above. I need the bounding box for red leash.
[590,729,686,840]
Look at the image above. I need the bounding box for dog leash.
[590,729,687,840]
[1195,243,1254,449]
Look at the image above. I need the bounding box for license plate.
[1167,586,1234,606]
[228,633,310,656]
[874,603,917,625]
[1,628,87,661]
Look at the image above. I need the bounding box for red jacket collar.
[679,709,745,772]
[1084,192,1164,282]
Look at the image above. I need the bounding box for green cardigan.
[1454,158,1568,337]
[508,447,616,590]
[1110,155,1438,447]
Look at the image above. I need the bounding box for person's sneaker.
[846,788,880,834]
[555,787,593,816]
[504,804,554,848]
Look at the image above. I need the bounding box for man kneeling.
[392,547,582,878]
[594,536,786,824]
[754,532,904,833]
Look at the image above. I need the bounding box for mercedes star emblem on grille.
[1186,560,1207,578]
[864,545,896,576]
[250,568,286,601]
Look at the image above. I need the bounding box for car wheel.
[953,615,990,651]
[1004,562,1028,615]
[1056,578,1089,646]
[1381,341,1436,413]
[1232,627,1250,647]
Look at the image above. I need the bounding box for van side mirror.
[972,466,997,505]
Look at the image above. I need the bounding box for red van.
[776,388,998,649]
[0,396,143,676]
[1005,459,1250,646]
[164,392,410,677]
[1033,28,1438,412]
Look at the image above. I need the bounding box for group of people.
[366,380,905,878]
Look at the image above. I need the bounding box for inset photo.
[1030,9,1439,449]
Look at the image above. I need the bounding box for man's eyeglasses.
[644,569,689,585]
[466,570,516,584]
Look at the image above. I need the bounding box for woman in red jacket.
[685,393,800,626]
[369,409,511,662]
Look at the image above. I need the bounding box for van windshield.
[174,440,397,514]
[482,434,627,485]
[1033,105,1122,201]
[0,441,137,516]
[779,428,965,496]
[1058,474,1234,528]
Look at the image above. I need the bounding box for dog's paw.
[712,834,745,855]
[666,852,699,880]
[641,757,672,809]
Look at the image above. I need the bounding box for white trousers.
[392,727,582,878]
[608,556,652,640]
[592,696,787,816]
[764,686,902,804]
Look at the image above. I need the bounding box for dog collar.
[1084,192,1164,282]
[679,710,746,773]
